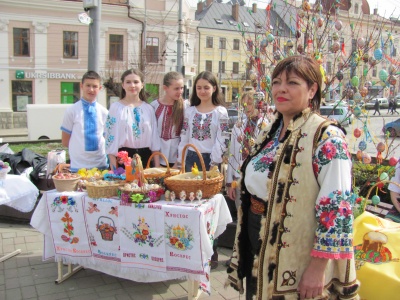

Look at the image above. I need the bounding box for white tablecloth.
[0,174,39,212]
[30,191,232,288]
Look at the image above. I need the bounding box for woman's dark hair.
[190,71,225,107]
[120,69,147,102]
[271,55,322,111]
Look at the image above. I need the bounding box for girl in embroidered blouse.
[226,56,359,300]
[105,69,160,170]
[176,71,229,172]
[150,72,185,167]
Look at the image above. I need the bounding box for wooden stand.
[55,261,83,284]
[0,249,21,262]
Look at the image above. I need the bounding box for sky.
[188,0,400,19]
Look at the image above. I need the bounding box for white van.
[319,106,353,126]
[365,98,389,109]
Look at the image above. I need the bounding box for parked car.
[382,118,400,137]
[327,100,348,107]
[319,106,353,126]
[365,97,389,109]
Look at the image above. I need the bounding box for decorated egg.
[371,195,380,205]
[379,69,388,82]
[364,81,372,88]
[286,39,294,48]
[389,75,397,86]
[331,41,340,53]
[295,30,302,39]
[346,89,354,99]
[298,9,306,18]
[266,33,275,43]
[274,51,282,60]
[317,17,324,27]
[389,157,398,166]
[302,1,311,11]
[336,70,344,81]
[335,20,343,31]
[351,76,359,87]
[360,87,368,97]
[357,37,365,48]
[354,128,362,138]
[380,172,389,181]
[376,142,386,153]
[356,150,364,161]
[374,48,383,60]
[332,32,339,41]
[362,152,371,164]
[353,106,362,117]
[362,53,369,63]
[354,92,362,101]
[358,141,367,151]
[297,44,304,53]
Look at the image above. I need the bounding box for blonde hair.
[163,71,184,132]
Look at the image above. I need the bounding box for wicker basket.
[143,152,180,184]
[164,144,224,199]
[363,180,400,211]
[86,181,123,198]
[52,175,81,192]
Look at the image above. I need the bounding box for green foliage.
[8,142,68,161]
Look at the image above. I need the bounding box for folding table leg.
[187,279,202,300]
[0,249,21,262]
[55,261,83,284]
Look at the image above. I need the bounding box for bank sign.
[15,70,78,79]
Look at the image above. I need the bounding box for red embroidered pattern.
[155,103,174,140]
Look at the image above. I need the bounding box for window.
[243,22,249,27]
[373,67,377,77]
[206,36,213,48]
[219,61,225,73]
[63,31,78,59]
[146,37,159,63]
[206,60,212,72]
[233,39,240,50]
[354,3,359,14]
[219,38,226,49]
[326,61,332,73]
[109,34,123,61]
[232,62,239,74]
[12,81,32,111]
[60,82,80,103]
[13,28,30,56]
[327,36,332,49]
[232,88,239,101]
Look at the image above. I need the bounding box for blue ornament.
[266,33,275,43]
[371,195,380,205]
[358,140,367,151]
[374,48,383,60]
[353,106,362,117]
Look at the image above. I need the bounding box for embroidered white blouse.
[105,101,160,156]
[177,106,230,165]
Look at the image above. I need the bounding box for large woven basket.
[143,152,180,182]
[52,175,81,192]
[164,144,224,199]
[86,181,123,198]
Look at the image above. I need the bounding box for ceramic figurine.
[189,192,195,202]
[196,190,202,201]
[170,191,176,201]
[179,190,186,201]
[165,190,171,201]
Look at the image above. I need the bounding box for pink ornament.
[389,157,398,166]
[354,128,362,138]
[376,142,386,153]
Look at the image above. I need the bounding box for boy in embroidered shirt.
[61,71,108,172]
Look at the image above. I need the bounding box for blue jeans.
[184,150,211,172]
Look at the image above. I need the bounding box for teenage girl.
[151,72,186,167]
[105,69,160,170]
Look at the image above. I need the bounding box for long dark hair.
[272,55,322,111]
[120,69,147,102]
[190,71,225,107]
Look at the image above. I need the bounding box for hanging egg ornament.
[379,69,388,82]
[298,9,306,18]
[369,57,377,66]
[364,81,372,88]
[374,48,383,60]
[360,86,368,97]
[380,172,389,181]
[314,3,323,12]
[331,41,340,53]
[295,30,302,39]
[266,33,275,43]
[332,32,339,41]
[286,39,294,48]
[273,51,281,61]
[371,195,380,205]
[358,140,367,151]
[389,157,398,166]
[377,142,386,153]
[357,37,365,48]
[362,152,371,164]
[297,44,304,54]
[356,150,363,161]
[354,92,362,101]
[288,49,295,56]
[351,76,360,87]
[354,128,362,138]
[353,106,362,117]
[335,20,343,31]
[265,75,271,84]
[362,53,369,63]
[346,89,354,99]
[317,17,324,28]
[389,75,397,86]
[302,1,311,11]
[336,70,344,81]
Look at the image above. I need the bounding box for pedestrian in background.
[373,98,380,115]
[391,98,399,115]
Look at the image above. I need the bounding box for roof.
[322,0,370,15]
[195,2,292,36]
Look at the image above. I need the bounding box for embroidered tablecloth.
[30,191,232,293]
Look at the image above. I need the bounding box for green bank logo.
[16,70,25,79]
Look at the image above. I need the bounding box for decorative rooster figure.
[191,162,199,176]
[131,154,147,186]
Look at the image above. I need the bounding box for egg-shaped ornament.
[266,33,275,43]
[389,157,398,166]
[353,106,362,117]
[336,70,344,81]
[298,9,306,18]
[302,1,311,11]
[335,20,343,31]
[351,76,360,87]
[331,41,340,53]
[346,89,354,99]
[265,75,271,84]
[360,87,368,97]
[371,195,380,205]
[380,172,389,181]
[354,128,362,138]
[379,69,388,82]
[362,152,371,164]
[362,53,369,63]
[369,57,377,67]
[377,142,386,153]
[356,150,363,161]
[374,48,383,60]
[389,75,397,86]
[357,37,366,48]
[274,51,282,61]
[364,81,372,88]
[358,140,367,151]
[332,32,339,41]
[297,44,304,54]
[286,39,294,48]
[288,49,295,56]
[295,30,302,39]
[354,92,362,101]
[317,17,324,28]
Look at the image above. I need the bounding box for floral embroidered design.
[192,113,212,141]
[251,140,276,173]
[121,217,163,247]
[165,223,194,251]
[131,107,141,137]
[313,138,351,176]
[105,115,116,147]
[60,212,79,244]
[51,196,78,213]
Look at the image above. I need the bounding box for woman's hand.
[297,257,328,300]
[227,186,236,201]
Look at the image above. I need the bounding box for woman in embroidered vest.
[226,91,268,210]
[105,69,160,170]
[150,72,186,167]
[226,55,359,300]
